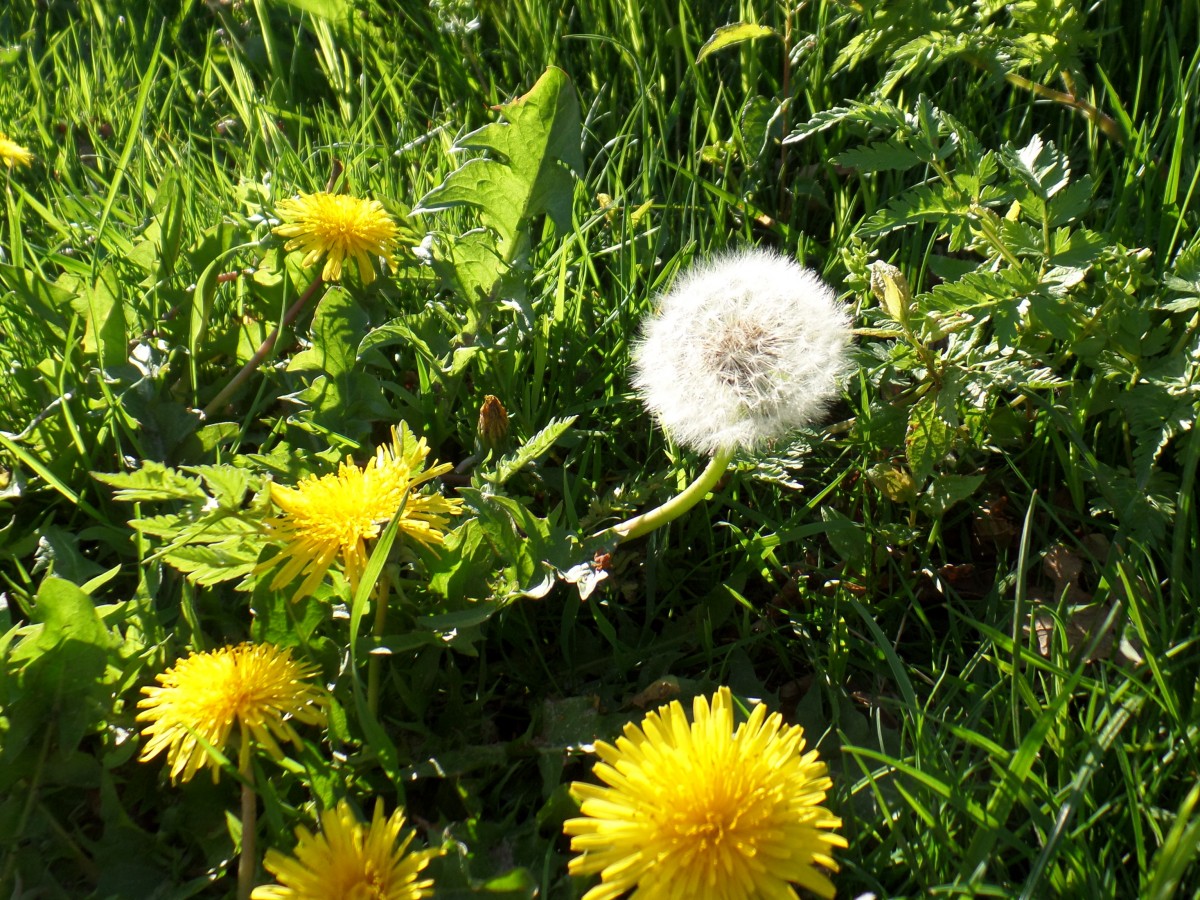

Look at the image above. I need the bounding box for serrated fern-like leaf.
[783,99,907,144]
[860,183,974,236]
[486,416,578,486]
[833,141,924,173]
[165,539,264,586]
[93,461,206,503]
[1000,134,1070,200]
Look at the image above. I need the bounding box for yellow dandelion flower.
[252,799,438,900]
[137,642,327,784]
[0,134,34,169]
[563,687,847,900]
[273,191,400,284]
[258,422,463,602]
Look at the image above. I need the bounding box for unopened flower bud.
[478,395,509,450]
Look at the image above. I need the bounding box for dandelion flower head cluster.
[137,642,327,784]
[253,800,438,900]
[631,248,852,455]
[563,686,846,900]
[273,191,400,285]
[0,134,33,169]
[260,422,463,601]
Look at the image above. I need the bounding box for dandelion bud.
[631,248,852,455]
[477,394,509,450]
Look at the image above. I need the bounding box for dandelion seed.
[631,248,852,455]
[564,686,846,900]
[137,642,327,784]
[252,800,438,900]
[273,191,400,284]
[0,134,34,169]
[258,423,463,602]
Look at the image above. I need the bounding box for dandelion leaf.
[70,264,128,371]
[288,287,389,438]
[415,67,582,259]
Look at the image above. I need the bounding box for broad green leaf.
[151,171,186,282]
[906,395,955,482]
[919,474,985,517]
[696,23,777,64]
[0,263,74,337]
[819,507,870,564]
[1,578,117,785]
[72,266,128,370]
[866,462,918,504]
[739,95,786,163]
[414,67,583,260]
[288,287,387,435]
[33,525,105,585]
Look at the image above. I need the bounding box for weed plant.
[1,0,1199,897]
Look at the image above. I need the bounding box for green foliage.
[0,0,1197,896]
[414,66,583,338]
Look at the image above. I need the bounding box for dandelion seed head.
[632,248,852,454]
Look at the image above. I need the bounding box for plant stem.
[1004,71,1126,147]
[608,445,738,542]
[202,275,324,419]
[367,571,391,717]
[236,730,256,900]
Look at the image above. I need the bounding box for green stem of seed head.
[609,445,738,542]
[236,729,256,900]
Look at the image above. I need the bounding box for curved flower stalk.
[609,248,852,541]
[253,800,439,900]
[137,643,328,900]
[563,686,846,899]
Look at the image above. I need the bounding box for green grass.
[1,0,1199,897]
